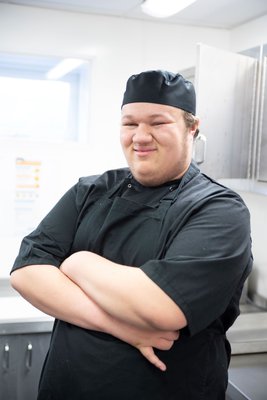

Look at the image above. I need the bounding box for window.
[0,53,90,142]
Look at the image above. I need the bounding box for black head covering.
[121,70,196,115]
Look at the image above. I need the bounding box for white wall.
[3,5,266,172]
[230,14,267,53]
[0,3,230,172]
[1,4,266,173]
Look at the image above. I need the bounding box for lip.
[133,148,156,156]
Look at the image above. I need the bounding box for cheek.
[120,131,126,146]
[160,132,182,150]
[163,134,188,158]
[121,130,133,147]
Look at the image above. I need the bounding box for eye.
[122,122,138,127]
[153,122,164,126]
[152,121,169,127]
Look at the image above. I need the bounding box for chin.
[132,171,165,187]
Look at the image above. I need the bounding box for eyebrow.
[121,113,171,120]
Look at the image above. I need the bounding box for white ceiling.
[1,0,267,29]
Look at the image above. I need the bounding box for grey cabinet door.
[0,332,51,400]
[16,333,51,400]
[194,44,258,180]
[0,335,17,400]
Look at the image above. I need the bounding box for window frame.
[0,52,91,143]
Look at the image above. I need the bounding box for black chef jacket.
[11,162,253,400]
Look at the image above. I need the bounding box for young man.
[11,70,252,399]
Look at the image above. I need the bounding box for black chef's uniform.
[12,162,252,400]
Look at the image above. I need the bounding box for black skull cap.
[121,70,196,115]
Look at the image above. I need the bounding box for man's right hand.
[107,321,179,371]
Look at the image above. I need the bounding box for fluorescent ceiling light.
[141,0,197,18]
[46,58,85,80]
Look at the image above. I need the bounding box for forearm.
[10,264,175,334]
[61,251,187,331]
[10,264,178,371]
[10,265,111,331]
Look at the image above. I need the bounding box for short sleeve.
[140,192,252,335]
[11,176,98,272]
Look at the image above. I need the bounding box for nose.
[132,123,153,143]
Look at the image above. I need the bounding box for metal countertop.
[227,353,267,400]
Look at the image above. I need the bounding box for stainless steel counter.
[225,303,267,399]
[0,319,54,335]
[0,278,54,326]
[227,353,267,400]
[0,278,17,296]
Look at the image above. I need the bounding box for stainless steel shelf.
[227,311,267,354]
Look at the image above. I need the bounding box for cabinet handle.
[26,342,33,370]
[193,133,206,164]
[3,343,10,372]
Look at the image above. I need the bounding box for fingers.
[134,331,180,371]
[157,339,174,351]
[162,330,180,341]
[139,346,167,372]
[173,330,180,340]
[152,330,180,351]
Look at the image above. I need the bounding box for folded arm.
[60,251,187,331]
[10,265,179,371]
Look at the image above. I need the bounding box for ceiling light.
[141,0,197,18]
[46,58,85,80]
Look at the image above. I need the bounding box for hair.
[183,111,199,138]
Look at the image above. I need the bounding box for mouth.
[133,148,156,157]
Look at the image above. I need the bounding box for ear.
[191,117,200,138]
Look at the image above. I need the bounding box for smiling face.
[120,102,198,186]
